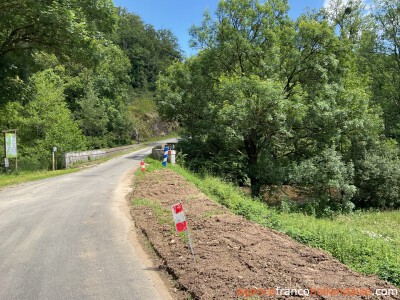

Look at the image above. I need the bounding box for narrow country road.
[0,140,176,300]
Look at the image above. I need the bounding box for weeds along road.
[0,139,177,300]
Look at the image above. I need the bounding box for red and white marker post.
[140,160,146,172]
[171,202,195,261]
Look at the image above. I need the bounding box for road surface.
[0,140,176,300]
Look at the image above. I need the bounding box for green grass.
[0,169,80,189]
[0,142,153,189]
[142,131,179,143]
[132,197,186,240]
[141,157,400,287]
[0,147,144,189]
[129,92,179,141]
[130,92,157,114]
[132,198,172,225]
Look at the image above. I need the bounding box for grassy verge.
[0,169,79,189]
[132,198,172,226]
[141,157,400,287]
[142,132,179,144]
[0,148,140,189]
[0,142,152,189]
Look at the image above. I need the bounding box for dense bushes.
[290,148,357,216]
[1,70,87,170]
[355,153,400,208]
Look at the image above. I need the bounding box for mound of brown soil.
[130,169,399,299]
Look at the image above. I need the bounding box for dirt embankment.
[130,169,399,300]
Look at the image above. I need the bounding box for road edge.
[114,163,176,300]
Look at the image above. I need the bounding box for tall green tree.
[76,81,109,148]
[159,0,298,197]
[216,75,301,196]
[0,0,116,59]
[0,0,116,106]
[10,69,87,169]
[157,0,386,204]
[114,8,182,90]
[369,0,400,140]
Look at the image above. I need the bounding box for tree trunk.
[244,130,261,198]
[250,176,262,198]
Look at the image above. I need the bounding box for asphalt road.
[0,140,176,300]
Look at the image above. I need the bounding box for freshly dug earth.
[130,169,399,299]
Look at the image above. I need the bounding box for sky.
[112,1,329,57]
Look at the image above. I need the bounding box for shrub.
[291,148,357,216]
[355,153,400,208]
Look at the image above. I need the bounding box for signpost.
[2,129,17,171]
[4,158,9,172]
[171,202,195,261]
[52,147,57,171]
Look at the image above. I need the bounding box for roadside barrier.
[62,144,140,168]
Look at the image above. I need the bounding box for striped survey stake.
[140,160,146,172]
[162,146,169,167]
[171,202,195,261]
[171,202,187,232]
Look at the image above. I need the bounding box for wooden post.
[2,132,5,172]
[4,158,9,173]
[52,151,55,171]
[2,132,5,164]
[52,147,57,171]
